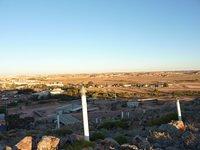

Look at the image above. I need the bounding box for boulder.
[59,134,83,148]
[15,136,32,150]
[158,121,185,137]
[37,136,60,150]
[95,138,120,150]
[132,135,151,150]
[182,131,198,148]
[192,97,200,105]
[121,144,139,150]
[171,121,185,132]
[5,146,12,150]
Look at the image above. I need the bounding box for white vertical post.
[121,111,124,119]
[81,86,90,141]
[57,114,60,129]
[95,118,98,124]
[127,112,130,119]
[176,99,182,121]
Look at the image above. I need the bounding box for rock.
[192,97,200,105]
[182,131,197,148]
[5,146,12,150]
[132,135,151,150]
[95,138,120,150]
[159,121,185,137]
[171,121,185,132]
[165,146,179,150]
[37,136,60,150]
[59,134,83,148]
[121,144,139,150]
[15,136,32,150]
[151,131,171,140]
[70,133,84,141]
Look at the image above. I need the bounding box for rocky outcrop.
[95,137,120,150]
[59,133,84,148]
[132,135,151,150]
[158,121,185,137]
[15,136,32,150]
[37,136,60,150]
[121,144,139,150]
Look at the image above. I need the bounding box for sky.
[0,0,200,75]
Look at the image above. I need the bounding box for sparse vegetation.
[45,128,73,137]
[90,131,105,141]
[114,134,128,145]
[63,140,95,150]
[147,112,178,126]
[98,119,129,130]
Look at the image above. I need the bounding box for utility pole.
[176,99,182,121]
[57,113,60,129]
[80,86,90,141]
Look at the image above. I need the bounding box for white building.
[127,101,139,108]
[50,88,64,95]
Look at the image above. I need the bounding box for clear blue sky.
[0,0,200,75]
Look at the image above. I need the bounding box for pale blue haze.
[0,0,200,74]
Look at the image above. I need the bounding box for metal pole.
[121,111,124,119]
[95,118,98,124]
[57,113,60,129]
[127,112,130,118]
[176,99,182,121]
[81,86,90,141]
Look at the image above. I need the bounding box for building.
[127,101,139,108]
[32,91,50,100]
[50,88,64,95]
[54,114,80,125]
[56,103,82,114]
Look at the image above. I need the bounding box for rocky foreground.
[1,119,200,150]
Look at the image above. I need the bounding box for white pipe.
[57,114,60,129]
[121,111,124,119]
[95,118,98,124]
[176,100,182,121]
[127,112,130,118]
[81,87,90,141]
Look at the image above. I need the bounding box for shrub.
[114,135,128,145]
[98,119,129,130]
[46,128,73,137]
[147,113,178,126]
[90,131,105,141]
[63,140,94,150]
[0,107,6,113]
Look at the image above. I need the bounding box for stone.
[15,136,32,150]
[95,138,120,150]
[159,123,180,137]
[132,135,151,150]
[70,133,84,141]
[193,97,200,105]
[5,146,12,150]
[37,136,60,150]
[151,131,171,140]
[121,144,139,150]
[59,134,84,148]
[182,131,196,146]
[171,121,185,132]
[165,146,179,150]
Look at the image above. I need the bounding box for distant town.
[0,71,200,149]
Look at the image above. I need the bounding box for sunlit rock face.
[37,136,60,150]
[15,136,32,150]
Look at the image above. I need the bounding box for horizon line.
[0,69,199,77]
